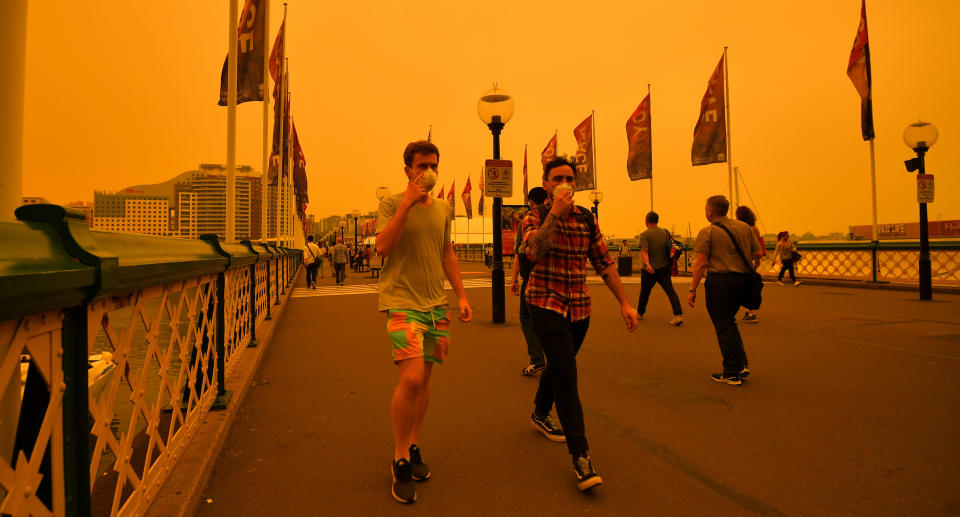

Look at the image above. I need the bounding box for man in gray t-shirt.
[376,140,472,505]
[636,211,683,324]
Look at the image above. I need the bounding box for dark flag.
[478,172,484,216]
[572,113,596,191]
[691,55,727,166]
[292,122,308,220]
[268,70,290,185]
[218,0,266,105]
[626,94,652,180]
[847,0,874,140]
[541,133,557,168]
[447,179,456,214]
[269,20,285,84]
[462,176,473,219]
[522,145,529,204]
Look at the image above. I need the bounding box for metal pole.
[869,138,879,241]
[226,0,238,243]
[489,117,505,324]
[918,147,932,300]
[261,0,270,241]
[593,200,599,221]
[0,0,26,220]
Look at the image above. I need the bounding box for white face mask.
[418,169,438,192]
[553,182,574,198]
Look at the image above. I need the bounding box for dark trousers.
[637,266,683,316]
[778,258,796,282]
[333,262,347,284]
[705,273,750,376]
[518,276,544,367]
[531,307,590,456]
[306,262,319,287]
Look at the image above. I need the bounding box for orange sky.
[22,1,960,238]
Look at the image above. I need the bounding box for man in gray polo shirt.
[687,195,763,385]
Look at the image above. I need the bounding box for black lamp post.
[588,191,604,221]
[339,221,345,242]
[478,86,515,324]
[903,121,939,301]
[351,209,361,249]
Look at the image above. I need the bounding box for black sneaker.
[739,366,751,378]
[743,313,758,323]
[408,444,430,481]
[711,373,742,385]
[391,459,417,504]
[531,411,566,442]
[521,364,545,376]
[573,454,603,491]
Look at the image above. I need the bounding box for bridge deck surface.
[195,263,960,516]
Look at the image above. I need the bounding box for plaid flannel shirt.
[521,205,615,321]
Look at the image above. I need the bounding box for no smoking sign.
[483,159,513,197]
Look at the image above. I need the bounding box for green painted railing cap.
[199,234,258,267]
[255,242,275,257]
[0,218,97,320]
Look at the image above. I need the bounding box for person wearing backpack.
[522,156,638,491]
[687,195,764,386]
[510,187,549,376]
[636,211,684,326]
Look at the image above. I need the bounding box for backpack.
[517,204,597,280]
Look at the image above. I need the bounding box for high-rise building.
[92,193,170,236]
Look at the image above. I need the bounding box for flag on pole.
[447,179,456,213]
[268,70,290,184]
[438,185,444,200]
[541,133,558,168]
[522,145,529,203]
[478,172,485,216]
[573,114,596,191]
[847,0,874,140]
[626,93,653,180]
[292,122,308,220]
[427,125,432,142]
[691,54,727,166]
[268,19,285,85]
[219,0,266,105]
[461,176,473,219]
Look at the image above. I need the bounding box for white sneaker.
[669,315,684,326]
[794,280,803,287]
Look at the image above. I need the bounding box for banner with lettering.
[691,54,727,166]
[847,0,874,140]
[292,122,308,220]
[626,94,652,180]
[268,70,289,185]
[541,133,557,168]
[218,0,265,105]
[461,176,473,219]
[573,113,596,191]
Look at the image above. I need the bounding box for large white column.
[0,1,28,220]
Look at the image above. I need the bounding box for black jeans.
[705,273,749,376]
[778,258,796,282]
[306,262,319,287]
[333,262,347,284]
[637,266,683,316]
[519,276,545,367]
[531,307,590,456]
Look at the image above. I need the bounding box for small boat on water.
[19,352,117,399]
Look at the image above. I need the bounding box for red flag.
[626,93,652,180]
[269,19,285,85]
[461,176,473,219]
[292,122,308,220]
[692,54,727,166]
[847,0,874,140]
[478,171,485,216]
[572,114,596,191]
[437,185,444,201]
[218,0,266,105]
[447,179,456,213]
[522,146,529,204]
[268,70,290,184]
[541,133,557,168]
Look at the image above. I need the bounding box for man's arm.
[510,254,521,295]
[527,213,560,261]
[687,252,708,307]
[599,263,638,331]
[442,242,472,321]
[640,246,654,273]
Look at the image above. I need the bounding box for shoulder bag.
[712,222,763,311]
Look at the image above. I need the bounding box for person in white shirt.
[303,235,322,289]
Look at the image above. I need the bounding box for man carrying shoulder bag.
[687,195,764,386]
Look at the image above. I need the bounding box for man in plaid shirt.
[521,156,638,491]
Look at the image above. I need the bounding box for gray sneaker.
[408,444,430,481]
[573,454,603,491]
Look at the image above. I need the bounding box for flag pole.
[276,4,286,245]
[226,0,239,243]
[288,110,294,247]
[869,138,878,240]
[648,83,653,211]
[734,166,741,210]
[261,0,270,241]
[591,110,598,191]
[723,46,734,208]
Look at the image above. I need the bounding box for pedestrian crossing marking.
[291,275,683,298]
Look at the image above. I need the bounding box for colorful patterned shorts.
[386,307,450,364]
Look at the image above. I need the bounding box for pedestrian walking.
[376,140,472,504]
[735,206,764,322]
[636,211,684,325]
[522,156,638,491]
[774,231,802,286]
[331,237,349,286]
[303,235,322,289]
[317,243,327,278]
[687,195,764,386]
[510,186,549,376]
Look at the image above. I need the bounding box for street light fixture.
[339,220,346,242]
[903,121,938,301]
[478,85,515,324]
[588,191,604,221]
[351,209,362,248]
[376,186,391,202]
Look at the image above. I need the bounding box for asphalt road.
[196,263,960,516]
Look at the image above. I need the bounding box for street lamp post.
[588,191,604,221]
[339,220,346,242]
[351,209,361,249]
[478,86,515,324]
[903,121,939,301]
